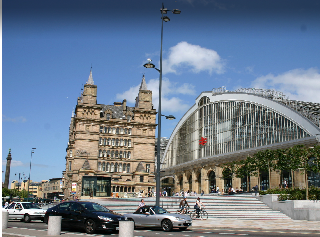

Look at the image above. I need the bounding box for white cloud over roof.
[252,68,320,103]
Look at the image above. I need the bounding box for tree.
[234,157,256,191]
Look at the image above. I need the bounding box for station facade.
[161,87,320,194]
[63,70,157,199]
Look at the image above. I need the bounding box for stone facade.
[63,71,156,199]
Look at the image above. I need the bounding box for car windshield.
[80,203,110,212]
[21,203,41,209]
[151,206,168,214]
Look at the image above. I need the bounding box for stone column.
[201,168,209,194]
[216,167,224,194]
[191,170,198,194]
[182,172,188,192]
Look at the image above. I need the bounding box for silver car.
[124,205,192,231]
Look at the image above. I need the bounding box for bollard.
[119,221,134,237]
[47,216,62,236]
[2,212,8,229]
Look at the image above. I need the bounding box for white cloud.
[162,41,225,75]
[116,77,196,112]
[251,68,320,103]
[2,115,27,123]
[2,160,25,167]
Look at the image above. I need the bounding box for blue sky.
[2,0,320,184]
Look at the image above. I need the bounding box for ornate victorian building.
[63,70,156,199]
[161,87,320,194]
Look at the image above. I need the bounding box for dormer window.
[106,114,110,121]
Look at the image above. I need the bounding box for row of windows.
[100,126,132,135]
[98,162,130,172]
[98,150,131,158]
[99,138,132,147]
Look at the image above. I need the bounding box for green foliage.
[259,187,320,200]
[2,188,30,199]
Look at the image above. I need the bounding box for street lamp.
[144,3,180,207]
[28,148,36,201]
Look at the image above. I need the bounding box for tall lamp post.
[28,148,36,200]
[144,3,180,206]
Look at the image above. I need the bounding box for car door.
[68,202,85,228]
[5,203,17,219]
[56,202,72,227]
[139,207,157,227]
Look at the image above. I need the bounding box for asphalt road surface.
[4,220,319,237]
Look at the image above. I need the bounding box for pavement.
[2,218,320,237]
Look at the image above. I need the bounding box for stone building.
[63,70,156,199]
[161,87,320,194]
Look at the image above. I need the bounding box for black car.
[44,201,125,234]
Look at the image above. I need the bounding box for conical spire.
[86,67,94,85]
[139,75,148,90]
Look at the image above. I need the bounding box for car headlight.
[98,216,114,222]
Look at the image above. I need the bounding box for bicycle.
[176,206,191,215]
[190,207,208,220]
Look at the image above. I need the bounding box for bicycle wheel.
[201,210,208,220]
[190,211,197,220]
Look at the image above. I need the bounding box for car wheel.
[24,214,31,223]
[179,227,188,231]
[85,219,96,234]
[127,218,135,229]
[161,219,173,232]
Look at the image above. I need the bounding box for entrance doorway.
[208,171,216,193]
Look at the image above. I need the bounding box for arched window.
[102,162,106,171]
[112,128,116,134]
[123,163,126,173]
[116,128,119,134]
[120,128,124,134]
[100,126,103,133]
[115,163,118,172]
[99,150,102,157]
[116,139,119,146]
[103,150,106,157]
[127,164,130,173]
[98,162,101,171]
[128,151,131,159]
[119,151,123,158]
[120,139,123,146]
[107,138,111,146]
[128,128,132,135]
[111,151,114,157]
[125,128,128,134]
[119,163,123,172]
[107,162,110,172]
[128,139,131,147]
[104,138,107,145]
[123,151,127,158]
[107,150,111,157]
[108,127,111,133]
[112,138,115,146]
[115,150,119,158]
[99,137,102,145]
[124,139,127,147]
[111,163,114,172]
[104,127,108,133]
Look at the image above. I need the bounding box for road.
[4,220,319,237]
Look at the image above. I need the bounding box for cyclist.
[179,197,189,214]
[194,197,205,218]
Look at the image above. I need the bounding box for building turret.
[82,68,97,105]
